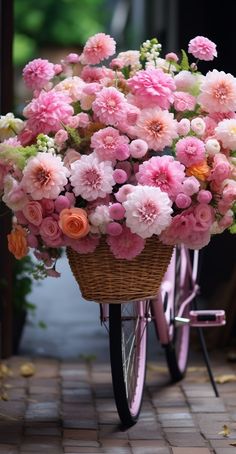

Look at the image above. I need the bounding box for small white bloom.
[0,113,24,140]
[191,117,206,136]
[205,138,221,155]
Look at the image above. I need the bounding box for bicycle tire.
[109,301,148,427]
[164,246,191,382]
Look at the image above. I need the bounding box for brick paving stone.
[171,449,212,453]
[164,432,207,447]
[63,429,98,440]
[189,397,226,413]
[213,449,236,454]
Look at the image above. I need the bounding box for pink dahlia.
[23,58,55,90]
[123,185,173,239]
[198,70,236,113]
[21,152,70,200]
[188,36,217,61]
[134,108,178,151]
[107,226,145,260]
[70,153,115,201]
[128,68,176,109]
[80,33,116,65]
[137,155,185,199]
[23,90,74,135]
[91,127,128,161]
[175,136,205,166]
[54,76,86,102]
[92,87,127,126]
[81,65,115,84]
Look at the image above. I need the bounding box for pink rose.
[39,216,63,246]
[22,201,43,226]
[40,198,55,216]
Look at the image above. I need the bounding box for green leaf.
[180,49,189,70]
[38,320,47,329]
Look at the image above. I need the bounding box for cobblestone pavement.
[0,352,236,453]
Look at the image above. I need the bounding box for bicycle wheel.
[164,246,192,382]
[109,301,148,427]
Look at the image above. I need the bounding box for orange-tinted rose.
[186,160,210,181]
[7,225,28,260]
[59,207,90,239]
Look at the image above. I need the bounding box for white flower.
[89,205,111,233]
[215,119,236,150]
[0,113,24,141]
[191,117,206,136]
[205,138,221,155]
[123,185,173,239]
[70,153,115,201]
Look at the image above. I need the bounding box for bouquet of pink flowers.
[0,33,236,277]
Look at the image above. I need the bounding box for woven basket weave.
[67,236,173,303]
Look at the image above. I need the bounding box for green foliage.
[14,0,107,65]
[12,256,35,314]
[180,49,190,71]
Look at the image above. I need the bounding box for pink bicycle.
[101,245,226,427]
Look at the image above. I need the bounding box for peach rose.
[7,225,29,260]
[59,207,90,239]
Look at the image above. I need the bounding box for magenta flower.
[107,226,145,260]
[137,155,185,199]
[80,33,116,65]
[175,137,205,167]
[23,90,73,135]
[23,58,55,90]
[91,127,128,161]
[188,36,217,61]
[92,87,127,126]
[128,68,176,109]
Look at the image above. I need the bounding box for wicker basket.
[67,236,173,303]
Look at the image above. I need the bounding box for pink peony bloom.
[198,70,236,113]
[209,153,231,183]
[22,200,43,226]
[23,90,73,135]
[188,36,217,61]
[70,153,115,201]
[182,177,200,196]
[174,70,199,92]
[81,65,115,84]
[175,136,205,166]
[215,118,236,149]
[54,129,68,146]
[80,33,116,65]
[2,176,28,211]
[65,234,100,253]
[128,68,176,109]
[134,108,178,151]
[165,52,179,62]
[91,127,128,161]
[173,91,196,111]
[54,76,86,102]
[175,193,192,209]
[23,58,55,90]
[137,155,185,199]
[64,53,80,64]
[92,87,127,126]
[89,204,111,233]
[21,152,69,200]
[197,190,212,204]
[113,168,128,184]
[129,139,148,158]
[107,226,145,260]
[123,185,173,238]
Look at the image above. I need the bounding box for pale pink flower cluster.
[0,32,235,274]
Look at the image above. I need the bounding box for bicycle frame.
[151,245,199,345]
